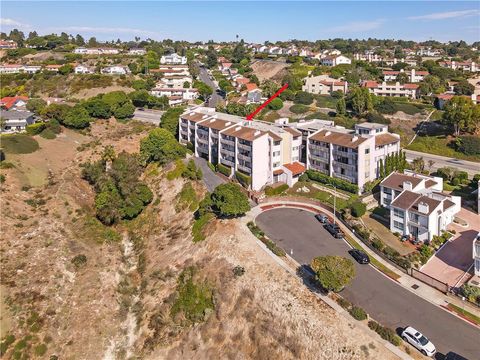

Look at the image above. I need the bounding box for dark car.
[444,352,468,360]
[314,213,328,223]
[324,223,344,238]
[348,249,370,264]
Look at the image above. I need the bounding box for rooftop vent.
[352,136,358,142]
[202,114,209,119]
[418,202,429,214]
[325,131,331,136]
[403,181,412,191]
[254,130,261,136]
[235,126,242,131]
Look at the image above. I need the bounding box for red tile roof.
[362,81,378,88]
[375,133,399,147]
[283,162,306,176]
[273,169,284,175]
[0,96,28,110]
[404,83,419,89]
[245,83,258,92]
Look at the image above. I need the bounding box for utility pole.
[333,185,336,225]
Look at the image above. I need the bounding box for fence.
[410,268,450,293]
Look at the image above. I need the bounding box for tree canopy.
[311,255,355,292]
[210,183,250,217]
[140,128,186,164]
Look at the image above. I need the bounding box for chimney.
[403,181,412,191]
[325,131,331,136]
[254,130,261,136]
[202,114,209,119]
[418,202,429,214]
[352,135,358,142]
[235,126,242,131]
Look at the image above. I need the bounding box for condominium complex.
[179,107,401,192]
[306,123,400,191]
[362,81,420,99]
[380,171,461,242]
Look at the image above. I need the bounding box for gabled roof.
[309,129,369,149]
[245,83,258,92]
[375,133,399,147]
[380,172,424,191]
[198,118,237,131]
[282,127,302,137]
[283,162,306,176]
[0,96,28,110]
[390,190,421,210]
[404,83,420,89]
[222,126,267,141]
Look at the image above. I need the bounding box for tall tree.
[442,96,474,136]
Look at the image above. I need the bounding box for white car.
[401,326,436,357]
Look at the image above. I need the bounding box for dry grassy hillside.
[0,120,400,360]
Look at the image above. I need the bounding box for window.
[365,148,370,154]
[393,220,403,232]
[274,141,281,146]
[272,151,280,157]
[393,208,404,218]
[292,156,298,161]
[273,162,280,168]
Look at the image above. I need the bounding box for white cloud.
[0,18,30,28]
[408,9,479,21]
[60,26,156,36]
[328,20,385,33]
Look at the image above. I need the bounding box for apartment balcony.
[309,144,329,152]
[221,138,235,147]
[197,128,209,137]
[211,132,218,138]
[309,152,329,161]
[237,153,251,161]
[333,172,356,183]
[220,149,235,158]
[197,136,208,145]
[237,164,252,174]
[220,158,235,168]
[237,142,252,151]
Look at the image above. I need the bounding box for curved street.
[256,208,479,360]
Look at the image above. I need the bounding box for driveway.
[256,208,480,360]
[198,66,223,108]
[133,108,164,125]
[193,157,225,192]
[421,207,479,288]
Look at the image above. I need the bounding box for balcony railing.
[220,158,235,167]
[197,137,208,145]
[237,164,252,174]
[237,153,251,161]
[237,143,252,151]
[221,138,235,146]
[220,149,235,158]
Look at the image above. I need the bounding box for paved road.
[256,208,479,360]
[193,157,225,192]
[404,149,479,177]
[198,66,223,108]
[133,109,164,125]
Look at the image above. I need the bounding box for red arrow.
[246,83,288,120]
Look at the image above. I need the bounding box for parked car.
[324,223,344,239]
[401,326,436,357]
[444,352,468,360]
[348,249,370,264]
[314,213,328,223]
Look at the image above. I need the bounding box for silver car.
[401,326,436,357]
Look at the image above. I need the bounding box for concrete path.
[193,157,225,192]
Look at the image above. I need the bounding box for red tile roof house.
[379,171,461,242]
[0,96,29,110]
[362,81,420,99]
[382,69,429,83]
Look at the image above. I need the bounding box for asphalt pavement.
[404,149,479,178]
[198,66,223,108]
[256,208,480,360]
[132,109,164,125]
[193,157,225,192]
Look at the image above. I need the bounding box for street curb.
[440,305,480,329]
[240,218,413,360]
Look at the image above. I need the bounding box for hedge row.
[217,163,231,177]
[305,169,359,194]
[26,122,46,135]
[368,320,402,346]
[264,184,289,196]
[235,170,251,188]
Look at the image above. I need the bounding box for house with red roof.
[383,69,429,83]
[361,81,420,99]
[0,96,29,110]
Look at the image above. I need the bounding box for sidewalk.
[251,199,480,324]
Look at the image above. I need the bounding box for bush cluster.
[217,163,231,177]
[235,170,251,188]
[247,221,286,257]
[349,306,368,321]
[350,201,366,218]
[368,320,402,346]
[264,184,289,196]
[305,169,359,194]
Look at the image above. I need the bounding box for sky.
[1,1,479,43]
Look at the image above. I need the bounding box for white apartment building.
[383,69,429,83]
[362,81,420,99]
[178,108,304,191]
[354,53,384,63]
[151,64,190,76]
[474,233,480,276]
[380,171,461,242]
[438,60,478,72]
[306,123,400,192]
[321,55,351,67]
[0,64,42,74]
[101,66,130,75]
[160,53,187,65]
[416,47,442,57]
[73,47,120,55]
[302,75,348,95]
[157,74,192,88]
[74,64,94,74]
[150,88,198,105]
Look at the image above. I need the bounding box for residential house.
[157,74,192,88]
[23,65,42,74]
[74,64,94,74]
[306,122,400,192]
[321,55,351,67]
[44,64,62,73]
[380,171,461,242]
[128,48,146,56]
[151,64,190,76]
[383,69,429,83]
[73,47,120,55]
[354,53,384,63]
[302,75,348,95]
[416,47,442,57]
[101,66,130,75]
[0,96,28,110]
[219,62,233,74]
[0,64,41,74]
[362,81,420,99]
[0,110,35,134]
[438,60,478,72]
[160,53,187,65]
[0,40,17,49]
[150,88,198,105]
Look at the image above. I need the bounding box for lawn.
[286,182,352,211]
[447,303,480,326]
[407,135,480,162]
[0,134,39,154]
[393,102,427,115]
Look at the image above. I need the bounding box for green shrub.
[217,163,231,177]
[26,122,46,135]
[39,128,56,139]
[419,244,434,264]
[264,184,289,196]
[349,306,367,321]
[34,343,47,356]
[456,135,480,156]
[192,213,214,242]
[350,201,366,217]
[0,334,15,356]
[336,297,352,310]
[294,91,314,105]
[71,254,87,268]
[305,169,359,194]
[263,238,286,257]
[176,182,199,212]
[460,284,480,305]
[207,162,216,172]
[368,320,401,346]
[268,97,283,110]
[290,104,309,114]
[371,238,385,251]
[365,112,390,124]
[0,162,14,169]
[166,159,186,180]
[235,170,251,188]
